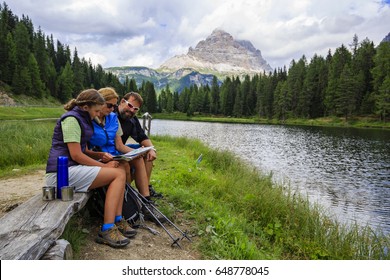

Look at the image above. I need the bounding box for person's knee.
[111,168,126,182]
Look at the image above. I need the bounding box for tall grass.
[151,135,389,259]
[0,106,63,120]
[0,120,55,176]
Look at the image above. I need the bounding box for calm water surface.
[150,119,390,235]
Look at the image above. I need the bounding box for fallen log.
[0,192,90,260]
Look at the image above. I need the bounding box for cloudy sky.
[7,0,390,70]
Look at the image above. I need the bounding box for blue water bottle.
[57,156,69,199]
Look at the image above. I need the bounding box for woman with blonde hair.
[88,87,165,223]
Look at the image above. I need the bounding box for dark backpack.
[91,183,142,226]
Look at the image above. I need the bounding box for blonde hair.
[64,89,105,111]
[98,87,119,101]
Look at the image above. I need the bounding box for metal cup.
[61,186,74,201]
[42,186,56,201]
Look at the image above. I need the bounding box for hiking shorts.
[45,165,101,192]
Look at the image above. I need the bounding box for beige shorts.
[45,165,101,192]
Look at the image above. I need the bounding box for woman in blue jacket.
[88,88,151,198]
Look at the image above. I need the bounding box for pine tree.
[202,85,211,113]
[13,21,31,69]
[273,80,288,120]
[12,65,31,95]
[173,91,179,111]
[189,85,203,114]
[178,87,190,113]
[303,54,327,118]
[72,48,84,95]
[46,59,57,97]
[219,77,231,115]
[159,87,167,112]
[334,64,356,120]
[325,45,352,116]
[0,3,17,83]
[241,75,252,116]
[210,76,220,114]
[32,27,50,95]
[56,62,74,102]
[233,86,243,117]
[256,75,267,117]
[351,37,376,114]
[376,75,390,122]
[287,57,307,117]
[129,78,138,92]
[143,81,157,113]
[372,42,390,121]
[0,32,16,83]
[166,90,174,113]
[27,53,44,97]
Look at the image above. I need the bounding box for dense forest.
[158,35,390,122]
[0,2,389,121]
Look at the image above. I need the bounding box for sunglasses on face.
[105,103,118,109]
[124,99,140,111]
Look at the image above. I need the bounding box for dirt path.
[0,170,201,260]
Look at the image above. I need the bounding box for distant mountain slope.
[105,29,272,92]
[106,66,220,92]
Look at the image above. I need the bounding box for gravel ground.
[0,169,201,260]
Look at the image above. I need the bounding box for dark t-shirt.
[116,113,149,145]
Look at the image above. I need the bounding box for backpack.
[91,183,142,226]
[123,184,143,225]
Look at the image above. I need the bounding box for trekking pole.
[141,201,182,248]
[128,186,183,248]
[141,197,192,242]
[134,190,192,242]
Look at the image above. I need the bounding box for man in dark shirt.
[116,92,161,198]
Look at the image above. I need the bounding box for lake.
[149,119,390,235]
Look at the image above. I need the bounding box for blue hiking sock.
[115,215,123,223]
[101,223,114,232]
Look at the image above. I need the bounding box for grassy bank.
[151,135,389,259]
[154,112,390,129]
[1,118,389,259]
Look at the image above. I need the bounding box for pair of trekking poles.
[126,184,192,248]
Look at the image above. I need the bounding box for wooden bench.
[0,192,91,260]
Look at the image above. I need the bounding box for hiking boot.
[142,204,167,225]
[116,218,137,238]
[149,185,163,199]
[95,225,130,248]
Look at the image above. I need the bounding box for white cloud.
[83,52,107,66]
[7,0,390,70]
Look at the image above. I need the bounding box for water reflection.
[150,119,390,234]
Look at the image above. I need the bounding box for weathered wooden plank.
[41,239,73,260]
[0,192,91,260]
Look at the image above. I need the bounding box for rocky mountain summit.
[159,29,272,75]
[106,29,272,92]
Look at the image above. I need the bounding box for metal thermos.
[57,156,69,199]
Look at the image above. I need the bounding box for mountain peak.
[159,29,272,75]
[382,32,390,43]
